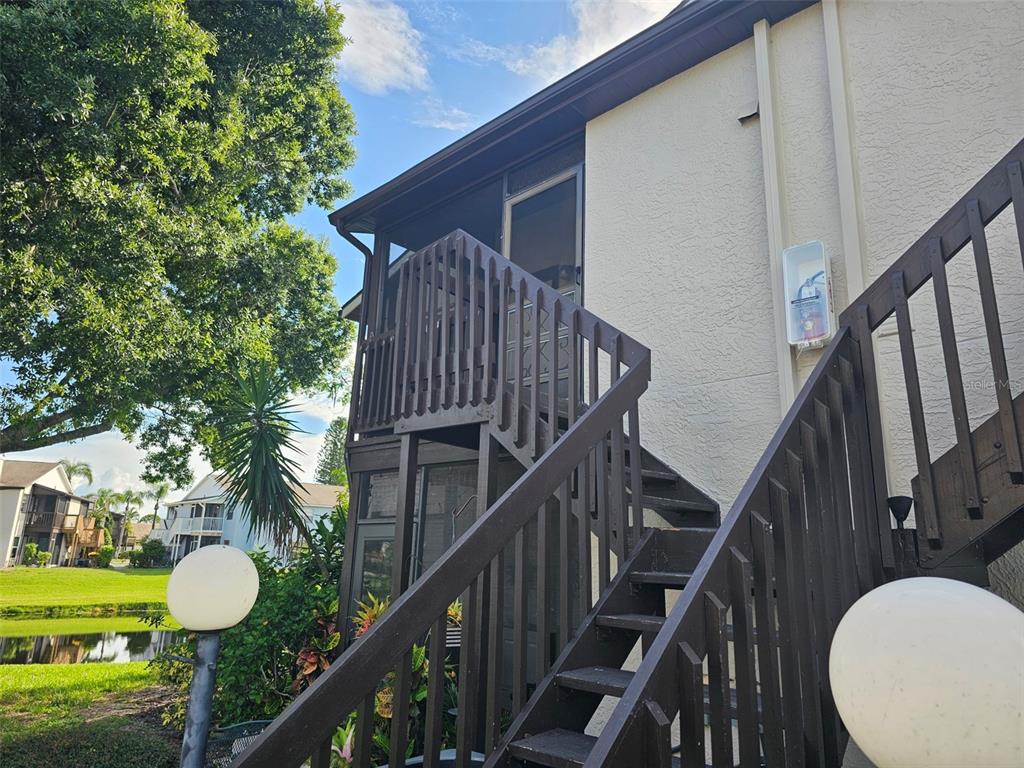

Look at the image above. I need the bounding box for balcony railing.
[179,517,224,533]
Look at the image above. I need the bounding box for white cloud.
[454,0,675,86]
[338,0,431,95]
[412,98,479,131]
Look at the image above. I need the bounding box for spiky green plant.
[213,364,324,575]
[144,482,171,529]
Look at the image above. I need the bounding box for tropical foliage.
[151,505,347,728]
[0,0,356,485]
[59,460,93,487]
[143,482,171,528]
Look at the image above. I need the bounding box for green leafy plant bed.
[0,662,179,768]
[0,614,180,638]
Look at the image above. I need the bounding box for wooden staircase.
[234,138,1024,768]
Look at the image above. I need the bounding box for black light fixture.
[888,496,914,530]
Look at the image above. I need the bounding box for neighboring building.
[0,458,100,566]
[151,472,342,563]
[236,2,1024,766]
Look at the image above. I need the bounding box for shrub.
[36,550,52,567]
[96,545,115,568]
[152,506,348,729]
[22,543,39,566]
[128,538,168,568]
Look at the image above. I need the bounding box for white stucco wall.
[585,1,1023,602]
[0,488,25,567]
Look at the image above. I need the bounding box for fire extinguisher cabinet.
[782,240,835,348]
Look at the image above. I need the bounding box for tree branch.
[7,421,114,452]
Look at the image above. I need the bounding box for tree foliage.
[0,0,356,485]
[314,416,348,486]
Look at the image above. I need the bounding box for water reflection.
[0,629,182,664]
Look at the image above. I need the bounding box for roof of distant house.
[0,459,61,489]
[166,473,343,509]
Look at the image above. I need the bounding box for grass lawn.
[0,567,171,613]
[0,662,178,768]
[0,613,180,637]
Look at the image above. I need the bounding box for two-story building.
[0,458,101,566]
[152,472,343,564]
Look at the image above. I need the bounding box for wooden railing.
[236,231,653,768]
[586,138,1024,766]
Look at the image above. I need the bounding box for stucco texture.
[585,1,1024,604]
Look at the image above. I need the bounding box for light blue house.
[153,472,342,563]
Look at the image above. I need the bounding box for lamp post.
[166,545,259,768]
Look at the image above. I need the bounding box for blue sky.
[3,1,673,497]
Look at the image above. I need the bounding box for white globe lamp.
[167,545,260,768]
[167,544,259,631]
[830,577,1024,768]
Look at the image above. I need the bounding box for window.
[223,539,230,546]
[226,507,233,520]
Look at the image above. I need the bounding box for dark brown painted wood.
[424,614,447,768]
[750,511,785,766]
[677,642,705,768]
[968,198,1024,482]
[728,546,760,768]
[456,578,480,768]
[391,434,420,597]
[353,694,375,768]
[644,701,673,768]
[704,590,733,768]
[389,649,413,768]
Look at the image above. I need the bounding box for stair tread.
[640,468,677,483]
[640,494,718,513]
[595,613,666,632]
[508,729,596,768]
[556,666,634,697]
[630,570,692,587]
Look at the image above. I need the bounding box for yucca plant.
[213,363,326,577]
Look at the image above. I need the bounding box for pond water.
[0,629,182,664]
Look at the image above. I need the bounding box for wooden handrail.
[235,232,653,767]
[587,137,1024,766]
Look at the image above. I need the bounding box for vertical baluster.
[805,415,842,629]
[441,243,451,410]
[558,480,571,652]
[729,547,760,768]
[392,263,407,419]
[768,479,807,768]
[416,250,429,416]
[536,500,551,674]
[1009,160,1024,272]
[353,693,375,768]
[470,245,482,405]
[497,267,510,427]
[456,578,479,768]
[369,340,382,426]
[484,547,505,753]
[929,238,982,514]
[705,591,734,767]
[484,257,496,403]
[609,334,628,559]
[968,198,1024,482]
[678,642,706,768]
[839,351,885,590]
[788,440,833,767]
[456,236,467,408]
[431,243,444,412]
[568,309,590,618]
[512,525,528,714]
[389,650,413,768]
[513,279,526,445]
[549,298,561,447]
[423,614,447,768]
[825,376,860,606]
[815,397,857,612]
[852,306,895,570]
[644,700,673,768]
[590,325,610,590]
[628,404,644,553]
[531,288,543,456]
[383,336,394,424]
[751,511,785,766]
[310,737,332,768]
[892,271,941,543]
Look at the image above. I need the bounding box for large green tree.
[0,0,356,485]
[314,415,347,486]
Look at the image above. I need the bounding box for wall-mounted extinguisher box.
[783,240,835,348]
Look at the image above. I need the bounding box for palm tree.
[86,487,118,527]
[213,363,324,575]
[144,482,171,529]
[117,489,144,550]
[60,459,93,489]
